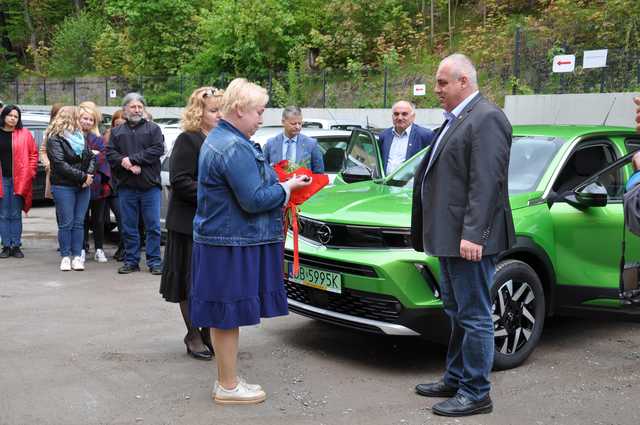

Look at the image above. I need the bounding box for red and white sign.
[552,54,576,73]
[413,84,426,96]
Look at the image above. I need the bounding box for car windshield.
[384,135,565,194]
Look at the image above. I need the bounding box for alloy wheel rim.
[492,279,537,355]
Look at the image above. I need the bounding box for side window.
[588,163,626,200]
[552,141,618,195]
[626,138,640,154]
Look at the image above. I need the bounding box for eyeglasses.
[203,88,223,98]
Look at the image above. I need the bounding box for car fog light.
[414,263,440,299]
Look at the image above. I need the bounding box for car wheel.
[492,259,545,371]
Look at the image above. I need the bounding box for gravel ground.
[1,205,639,425]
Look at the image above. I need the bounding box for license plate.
[286,262,342,294]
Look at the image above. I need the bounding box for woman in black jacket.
[160,87,223,360]
[46,106,95,272]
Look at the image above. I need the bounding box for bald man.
[411,54,514,417]
[378,101,434,174]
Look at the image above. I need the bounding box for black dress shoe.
[415,380,458,398]
[432,394,493,417]
[0,247,11,258]
[10,247,24,258]
[186,345,213,361]
[118,264,140,274]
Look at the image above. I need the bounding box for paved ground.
[1,205,640,425]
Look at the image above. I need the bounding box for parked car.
[284,125,640,370]
[22,113,51,202]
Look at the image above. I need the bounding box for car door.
[549,139,640,301]
[334,128,384,185]
[573,151,640,305]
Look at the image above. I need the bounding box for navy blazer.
[378,124,434,173]
[263,133,325,173]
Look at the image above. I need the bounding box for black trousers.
[84,198,107,250]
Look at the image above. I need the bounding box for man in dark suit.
[263,106,324,173]
[411,54,515,417]
[378,101,434,174]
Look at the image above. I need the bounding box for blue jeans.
[0,178,24,248]
[52,185,91,257]
[439,255,497,402]
[118,187,161,268]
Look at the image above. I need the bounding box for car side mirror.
[565,182,608,209]
[341,165,374,184]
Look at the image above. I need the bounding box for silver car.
[160,127,353,235]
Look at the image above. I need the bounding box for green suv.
[284,125,640,370]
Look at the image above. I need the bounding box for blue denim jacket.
[193,120,286,246]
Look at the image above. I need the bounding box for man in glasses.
[378,100,434,174]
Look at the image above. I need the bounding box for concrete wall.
[504,92,640,127]
[18,91,640,128]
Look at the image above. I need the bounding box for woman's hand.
[287,174,313,191]
[83,174,94,187]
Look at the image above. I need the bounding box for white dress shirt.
[386,124,412,174]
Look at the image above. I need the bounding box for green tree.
[187,0,299,78]
[102,0,199,76]
[47,11,105,77]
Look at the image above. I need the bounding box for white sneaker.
[213,379,266,405]
[71,256,85,271]
[80,249,86,263]
[213,377,262,397]
[94,249,108,263]
[60,256,71,271]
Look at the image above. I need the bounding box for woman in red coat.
[0,105,38,258]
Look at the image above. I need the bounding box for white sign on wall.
[583,49,608,69]
[109,89,117,98]
[413,84,426,96]
[552,54,576,73]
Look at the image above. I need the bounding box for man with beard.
[107,93,165,274]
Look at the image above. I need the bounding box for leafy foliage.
[47,11,105,77]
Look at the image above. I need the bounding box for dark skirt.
[189,241,288,329]
[159,231,193,303]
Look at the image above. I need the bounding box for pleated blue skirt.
[189,241,288,329]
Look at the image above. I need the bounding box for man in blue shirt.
[263,106,324,173]
[377,101,434,174]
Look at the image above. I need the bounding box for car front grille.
[284,250,378,277]
[284,280,402,322]
[297,216,411,249]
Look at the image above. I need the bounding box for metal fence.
[2,28,639,108]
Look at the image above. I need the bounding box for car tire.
[491,259,545,371]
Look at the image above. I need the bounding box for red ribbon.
[283,203,301,275]
[272,160,329,277]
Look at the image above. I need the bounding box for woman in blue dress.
[190,78,311,404]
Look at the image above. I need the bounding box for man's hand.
[460,239,483,262]
[130,165,142,175]
[121,157,133,170]
[635,96,640,132]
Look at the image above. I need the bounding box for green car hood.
[300,181,537,228]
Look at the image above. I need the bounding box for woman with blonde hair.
[78,103,112,262]
[191,78,311,404]
[46,106,95,271]
[160,86,223,361]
